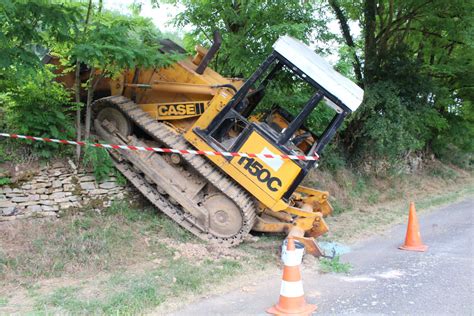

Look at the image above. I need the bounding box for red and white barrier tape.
[0,132,319,161]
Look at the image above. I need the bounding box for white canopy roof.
[273,36,364,112]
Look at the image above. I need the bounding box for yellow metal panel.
[190,89,234,130]
[228,131,301,201]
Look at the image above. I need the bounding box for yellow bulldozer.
[57,32,364,255]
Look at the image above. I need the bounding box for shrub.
[1,70,75,159]
[82,145,116,183]
[319,142,347,172]
[82,144,127,183]
[431,110,474,170]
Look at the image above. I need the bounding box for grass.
[1,200,272,314]
[416,186,474,209]
[106,200,193,242]
[308,161,471,213]
[0,201,196,282]
[33,258,244,315]
[319,256,352,274]
[426,163,459,180]
[1,215,135,280]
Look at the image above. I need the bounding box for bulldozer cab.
[191,36,363,208]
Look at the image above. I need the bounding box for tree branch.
[376,0,434,43]
[397,27,465,45]
[328,0,364,86]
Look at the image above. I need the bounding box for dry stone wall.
[0,160,134,221]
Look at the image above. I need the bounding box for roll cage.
[196,52,352,161]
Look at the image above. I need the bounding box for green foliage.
[328,0,474,168]
[334,44,360,80]
[1,0,471,173]
[433,144,473,170]
[68,10,181,78]
[2,1,181,162]
[0,143,8,163]
[168,0,341,141]
[171,0,473,170]
[320,143,347,172]
[431,106,474,169]
[0,69,75,158]
[0,176,11,185]
[52,1,183,141]
[344,47,449,163]
[52,1,182,85]
[0,1,80,159]
[0,0,80,79]
[82,145,128,184]
[348,83,422,160]
[82,145,116,183]
[319,255,352,274]
[169,0,333,77]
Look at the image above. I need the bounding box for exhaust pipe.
[196,31,222,75]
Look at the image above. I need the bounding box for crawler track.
[92,96,257,247]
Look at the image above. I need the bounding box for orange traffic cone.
[399,202,428,252]
[267,237,317,316]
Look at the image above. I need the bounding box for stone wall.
[0,160,132,221]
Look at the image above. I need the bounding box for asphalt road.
[173,198,474,315]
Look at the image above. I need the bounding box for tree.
[1,1,180,161]
[167,0,333,77]
[329,0,473,166]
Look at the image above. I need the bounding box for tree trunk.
[74,61,82,161]
[84,89,93,141]
[341,0,377,156]
[73,0,93,161]
[84,69,95,141]
[328,0,364,86]
[363,0,377,85]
